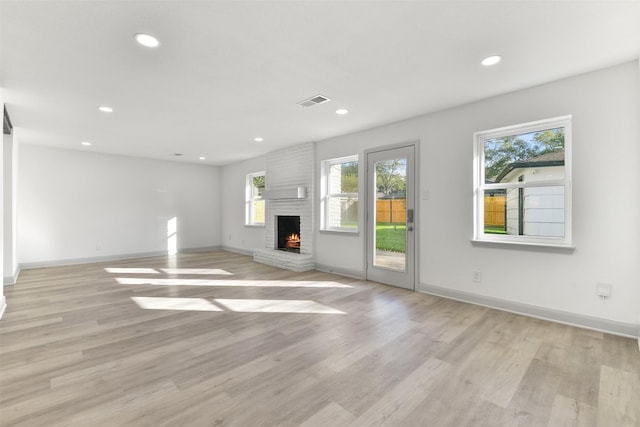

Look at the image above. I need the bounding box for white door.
[366,144,416,290]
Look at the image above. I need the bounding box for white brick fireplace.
[254,142,315,272]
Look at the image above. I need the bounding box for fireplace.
[276,215,301,253]
[253,142,314,272]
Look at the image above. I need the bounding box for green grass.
[339,221,358,229]
[484,225,507,234]
[376,223,406,252]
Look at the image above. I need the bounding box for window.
[321,156,358,232]
[246,171,265,226]
[473,116,572,247]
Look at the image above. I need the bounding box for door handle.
[407,208,414,223]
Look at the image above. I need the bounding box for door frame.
[363,141,419,290]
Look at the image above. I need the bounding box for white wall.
[314,135,369,275]
[312,61,640,326]
[0,125,4,317]
[221,155,266,254]
[18,145,222,265]
[1,2,6,316]
[3,131,19,282]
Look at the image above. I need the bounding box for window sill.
[320,229,359,236]
[245,224,265,228]
[471,238,575,251]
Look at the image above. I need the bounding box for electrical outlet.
[473,271,482,283]
[96,244,101,251]
[596,283,612,298]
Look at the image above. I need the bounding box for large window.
[321,156,358,232]
[473,116,572,247]
[246,171,265,226]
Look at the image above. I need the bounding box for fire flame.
[286,233,300,247]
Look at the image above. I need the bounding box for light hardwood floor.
[0,250,638,427]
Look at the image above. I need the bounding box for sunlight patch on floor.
[160,268,233,275]
[131,296,222,312]
[105,268,159,274]
[116,278,352,288]
[130,296,346,314]
[214,299,346,314]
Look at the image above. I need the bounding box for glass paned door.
[366,145,416,290]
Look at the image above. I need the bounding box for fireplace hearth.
[276,216,301,253]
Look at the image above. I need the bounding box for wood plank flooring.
[0,250,638,426]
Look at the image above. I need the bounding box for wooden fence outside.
[484,195,506,227]
[363,196,506,227]
[376,199,406,224]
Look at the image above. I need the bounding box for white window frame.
[245,171,265,226]
[473,115,572,248]
[321,155,359,233]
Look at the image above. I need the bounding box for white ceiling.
[2,1,639,166]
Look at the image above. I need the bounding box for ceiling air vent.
[297,94,331,108]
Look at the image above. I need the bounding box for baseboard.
[419,282,639,339]
[0,296,6,319]
[314,263,364,280]
[179,245,223,254]
[220,246,255,256]
[18,246,230,270]
[20,250,169,270]
[3,266,21,285]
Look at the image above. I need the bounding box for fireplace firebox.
[276,216,301,253]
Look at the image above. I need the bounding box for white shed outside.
[496,150,565,237]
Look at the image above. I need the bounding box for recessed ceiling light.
[336,109,349,115]
[98,106,113,113]
[134,33,160,48]
[481,55,502,66]
[81,141,91,146]
[199,156,206,160]
[254,137,263,142]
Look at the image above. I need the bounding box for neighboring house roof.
[495,149,565,183]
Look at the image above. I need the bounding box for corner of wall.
[637,311,640,350]
[3,266,19,285]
